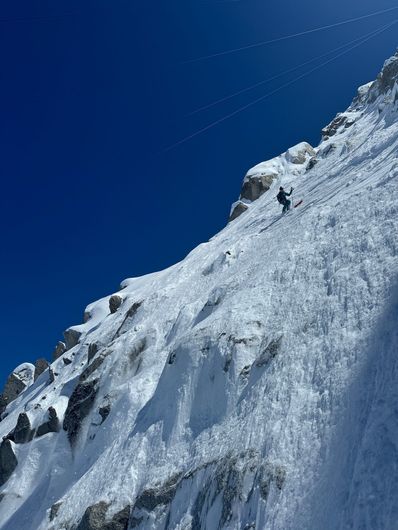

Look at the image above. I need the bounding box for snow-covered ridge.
[230,49,398,223]
[229,142,315,221]
[1,50,398,530]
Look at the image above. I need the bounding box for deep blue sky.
[1,0,397,385]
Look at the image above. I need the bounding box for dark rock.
[223,354,232,373]
[219,463,242,527]
[130,516,143,528]
[168,351,176,365]
[113,301,143,339]
[13,412,34,444]
[0,366,34,416]
[129,338,147,364]
[240,365,251,378]
[190,454,248,530]
[0,396,7,419]
[36,407,60,437]
[2,431,14,442]
[109,295,123,314]
[255,337,283,368]
[76,501,130,530]
[306,157,318,171]
[319,143,337,158]
[368,51,398,102]
[34,358,49,382]
[259,463,286,500]
[274,465,286,490]
[53,341,67,361]
[99,404,111,424]
[63,380,99,445]
[49,367,56,383]
[126,302,143,319]
[50,501,62,521]
[77,501,108,530]
[322,114,355,140]
[0,440,18,486]
[129,452,284,530]
[135,474,182,512]
[63,357,72,366]
[240,173,275,202]
[109,505,131,530]
[88,343,99,363]
[80,353,110,383]
[63,328,82,350]
[229,201,249,222]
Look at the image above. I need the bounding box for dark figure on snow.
[277,186,294,213]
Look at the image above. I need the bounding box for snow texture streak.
[0,51,398,530]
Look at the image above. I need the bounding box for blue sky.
[0,0,397,386]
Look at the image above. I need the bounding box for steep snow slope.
[1,52,398,530]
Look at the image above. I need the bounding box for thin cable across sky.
[165,19,397,152]
[183,6,398,63]
[186,23,396,116]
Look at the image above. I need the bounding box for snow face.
[1,53,398,530]
[11,364,34,386]
[244,141,314,184]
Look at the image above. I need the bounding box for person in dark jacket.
[276,186,294,213]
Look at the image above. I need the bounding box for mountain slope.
[1,51,398,530]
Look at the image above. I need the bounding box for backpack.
[276,191,284,204]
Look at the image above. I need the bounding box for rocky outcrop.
[240,173,275,202]
[49,501,62,521]
[109,295,123,314]
[13,412,34,444]
[113,301,143,339]
[34,358,49,381]
[0,397,7,419]
[36,407,60,438]
[321,113,356,140]
[63,380,99,446]
[306,156,318,171]
[134,474,182,513]
[0,364,35,417]
[88,343,99,363]
[80,353,110,383]
[52,341,67,361]
[286,142,316,164]
[0,440,18,486]
[368,50,398,102]
[98,402,111,424]
[255,336,283,368]
[129,452,285,529]
[258,463,286,500]
[63,328,82,350]
[76,502,130,530]
[229,142,315,222]
[229,201,249,222]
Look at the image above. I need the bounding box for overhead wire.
[164,19,397,152]
[186,23,396,116]
[183,6,398,63]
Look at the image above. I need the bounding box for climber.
[277,186,294,213]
